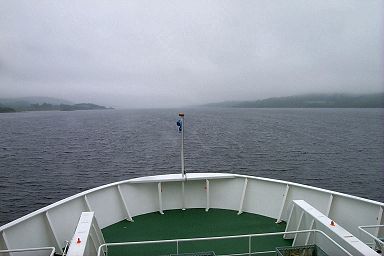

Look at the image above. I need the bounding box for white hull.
[1,173,383,255]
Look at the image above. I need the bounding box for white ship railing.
[62,240,70,256]
[1,173,383,254]
[97,229,352,256]
[0,246,55,256]
[358,224,384,251]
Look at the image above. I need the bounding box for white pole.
[179,113,185,177]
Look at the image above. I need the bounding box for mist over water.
[0,108,383,225]
[1,1,383,107]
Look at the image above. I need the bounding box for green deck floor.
[102,208,292,256]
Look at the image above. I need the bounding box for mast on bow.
[176,113,185,177]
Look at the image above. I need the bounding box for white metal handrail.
[2,173,383,233]
[62,240,70,256]
[0,246,55,256]
[358,225,384,250]
[97,229,352,256]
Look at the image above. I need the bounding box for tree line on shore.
[0,100,111,113]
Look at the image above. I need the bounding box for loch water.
[0,108,383,225]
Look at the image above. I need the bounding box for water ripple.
[0,108,383,225]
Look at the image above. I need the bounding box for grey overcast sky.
[0,0,383,108]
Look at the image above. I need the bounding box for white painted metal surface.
[285,200,379,255]
[66,212,98,256]
[128,173,235,183]
[0,173,383,254]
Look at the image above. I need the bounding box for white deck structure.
[0,173,383,255]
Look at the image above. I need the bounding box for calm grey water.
[0,108,383,226]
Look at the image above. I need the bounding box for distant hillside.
[59,103,110,111]
[0,97,112,112]
[0,107,16,113]
[0,97,72,109]
[204,93,384,108]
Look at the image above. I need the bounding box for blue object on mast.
[176,120,182,132]
[177,113,185,178]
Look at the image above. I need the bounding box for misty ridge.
[1,1,383,109]
[1,93,383,113]
[203,93,384,108]
[0,97,112,113]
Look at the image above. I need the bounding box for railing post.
[305,219,315,245]
[84,195,92,211]
[326,194,333,217]
[205,179,210,212]
[45,211,63,254]
[158,182,164,214]
[1,231,9,251]
[177,240,179,254]
[182,181,186,210]
[238,178,248,215]
[117,184,133,221]
[276,184,289,223]
[292,211,304,246]
[376,206,383,242]
[248,235,251,255]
